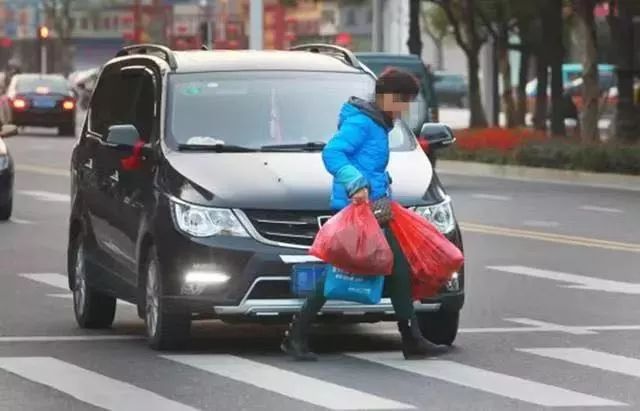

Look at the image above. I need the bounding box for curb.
[437,160,640,192]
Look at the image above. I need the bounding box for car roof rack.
[289,43,364,70]
[115,44,178,70]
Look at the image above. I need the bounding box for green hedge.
[440,142,640,175]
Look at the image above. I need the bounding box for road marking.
[487,265,640,295]
[9,217,35,224]
[471,193,512,201]
[522,220,560,228]
[0,335,143,343]
[349,352,624,407]
[19,273,69,290]
[47,293,135,307]
[15,164,70,177]
[17,190,70,203]
[580,205,623,214]
[163,354,414,410]
[462,222,640,253]
[503,318,597,335]
[518,348,640,378]
[0,357,196,411]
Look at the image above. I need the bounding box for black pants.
[300,228,415,321]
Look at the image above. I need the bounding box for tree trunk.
[608,0,639,143]
[467,52,488,127]
[534,55,548,130]
[548,0,566,137]
[515,49,530,126]
[575,0,600,142]
[407,0,423,55]
[498,24,516,128]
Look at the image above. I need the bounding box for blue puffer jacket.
[322,97,394,211]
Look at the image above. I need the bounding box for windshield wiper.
[260,142,326,152]
[177,144,258,153]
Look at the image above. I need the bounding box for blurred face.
[377,93,413,119]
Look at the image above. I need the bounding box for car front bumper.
[153,200,465,321]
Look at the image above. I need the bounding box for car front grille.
[241,210,335,247]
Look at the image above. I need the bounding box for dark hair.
[375,67,420,100]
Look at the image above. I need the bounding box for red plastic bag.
[388,201,464,299]
[309,203,393,275]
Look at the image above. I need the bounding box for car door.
[83,62,141,297]
[103,63,160,288]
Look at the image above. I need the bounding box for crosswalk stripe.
[0,357,197,411]
[349,352,625,407]
[519,347,640,378]
[163,355,415,410]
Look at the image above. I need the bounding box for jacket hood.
[340,97,394,131]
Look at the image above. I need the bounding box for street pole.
[249,0,263,50]
[40,43,47,74]
[372,0,384,52]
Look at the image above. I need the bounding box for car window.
[15,76,70,94]
[90,68,155,139]
[166,71,416,152]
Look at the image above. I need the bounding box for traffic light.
[38,26,50,41]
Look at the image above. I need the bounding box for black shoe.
[281,314,318,361]
[398,316,448,360]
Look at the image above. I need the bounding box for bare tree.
[422,4,450,70]
[42,0,76,75]
[429,0,489,127]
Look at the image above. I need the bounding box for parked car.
[0,124,19,220]
[0,73,77,136]
[434,71,468,108]
[67,44,465,350]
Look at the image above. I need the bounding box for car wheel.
[58,123,75,137]
[70,234,116,328]
[144,247,191,350]
[416,309,459,346]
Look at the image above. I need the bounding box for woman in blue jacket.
[281,68,447,361]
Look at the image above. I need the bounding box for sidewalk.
[437,160,640,192]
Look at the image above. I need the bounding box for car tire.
[0,196,12,221]
[416,309,459,346]
[70,233,116,328]
[144,246,191,350]
[59,123,75,137]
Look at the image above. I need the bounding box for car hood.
[162,149,435,210]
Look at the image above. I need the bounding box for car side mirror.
[106,124,140,147]
[419,123,455,150]
[0,124,18,138]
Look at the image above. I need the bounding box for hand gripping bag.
[388,201,464,299]
[323,265,384,305]
[309,203,393,275]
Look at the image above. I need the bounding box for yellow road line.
[460,222,640,253]
[15,164,70,177]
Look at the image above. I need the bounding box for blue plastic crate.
[291,263,327,297]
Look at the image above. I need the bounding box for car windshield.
[15,76,70,94]
[166,71,416,151]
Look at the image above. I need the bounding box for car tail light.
[12,98,27,109]
[63,100,75,110]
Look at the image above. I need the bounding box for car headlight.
[413,199,456,234]
[170,198,249,238]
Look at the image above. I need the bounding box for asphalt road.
[1,126,639,411]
